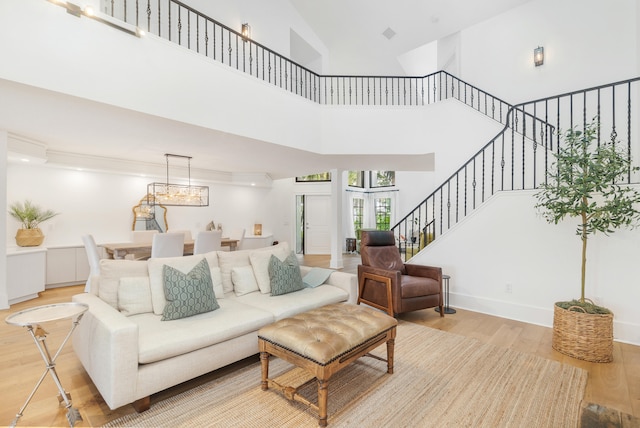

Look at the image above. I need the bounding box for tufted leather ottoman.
[258,303,397,427]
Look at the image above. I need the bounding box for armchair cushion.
[400,275,440,298]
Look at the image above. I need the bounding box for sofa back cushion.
[218,242,290,294]
[249,243,290,294]
[99,259,149,309]
[148,252,222,315]
[118,277,153,316]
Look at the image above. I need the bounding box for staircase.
[393,77,640,258]
[100,0,640,257]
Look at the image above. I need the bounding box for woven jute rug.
[103,321,587,427]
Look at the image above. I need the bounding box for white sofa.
[71,242,357,411]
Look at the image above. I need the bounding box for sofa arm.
[72,293,139,410]
[323,271,358,304]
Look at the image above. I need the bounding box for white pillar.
[0,130,9,309]
[329,169,343,269]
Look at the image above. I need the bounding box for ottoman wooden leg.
[260,351,270,391]
[317,378,329,427]
[386,338,395,374]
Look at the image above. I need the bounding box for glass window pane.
[296,172,331,182]
[348,171,364,188]
[370,171,395,188]
[374,197,391,230]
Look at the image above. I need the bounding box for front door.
[304,195,331,254]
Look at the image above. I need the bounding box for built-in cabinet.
[7,247,47,305]
[45,246,89,288]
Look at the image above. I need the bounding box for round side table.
[435,274,456,314]
[5,302,88,428]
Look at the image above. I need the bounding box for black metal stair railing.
[393,77,640,259]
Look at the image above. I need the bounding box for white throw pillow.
[118,277,153,316]
[217,250,252,294]
[231,265,259,296]
[148,253,222,315]
[98,259,149,309]
[249,244,290,294]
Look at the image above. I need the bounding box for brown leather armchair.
[357,230,443,317]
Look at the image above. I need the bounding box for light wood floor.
[1,254,638,427]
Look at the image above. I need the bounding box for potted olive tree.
[534,119,640,362]
[8,200,59,247]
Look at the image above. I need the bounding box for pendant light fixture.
[147,154,209,207]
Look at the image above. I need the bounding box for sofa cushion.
[99,259,149,309]
[132,299,274,364]
[218,242,290,294]
[118,277,153,316]
[217,251,251,294]
[162,259,220,321]
[231,266,259,296]
[249,243,290,294]
[148,253,222,315]
[234,284,349,320]
[269,252,304,296]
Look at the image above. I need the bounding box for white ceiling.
[3,1,532,181]
[289,0,533,74]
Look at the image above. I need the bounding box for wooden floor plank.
[0,255,637,426]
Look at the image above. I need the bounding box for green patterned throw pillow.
[269,252,304,296]
[162,258,219,321]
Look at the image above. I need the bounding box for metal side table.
[435,274,456,314]
[5,302,88,427]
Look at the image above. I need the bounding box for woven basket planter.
[15,228,45,247]
[552,303,613,363]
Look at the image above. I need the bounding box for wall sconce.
[241,23,251,41]
[534,46,544,67]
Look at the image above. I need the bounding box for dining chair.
[151,232,185,258]
[227,228,245,251]
[131,230,159,243]
[82,234,101,293]
[194,230,223,254]
[167,230,193,242]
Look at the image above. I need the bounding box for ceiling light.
[147,154,209,207]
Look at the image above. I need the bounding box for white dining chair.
[151,232,185,258]
[82,234,101,293]
[194,230,223,254]
[227,228,245,251]
[131,230,159,243]
[167,230,193,242]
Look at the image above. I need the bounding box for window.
[348,171,364,188]
[352,198,364,239]
[296,172,331,182]
[370,171,395,188]
[374,197,391,230]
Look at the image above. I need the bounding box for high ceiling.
[3,0,532,181]
[289,0,533,75]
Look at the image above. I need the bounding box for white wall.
[459,0,639,104]
[0,132,7,308]
[412,190,640,345]
[5,164,277,247]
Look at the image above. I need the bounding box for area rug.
[102,321,587,427]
